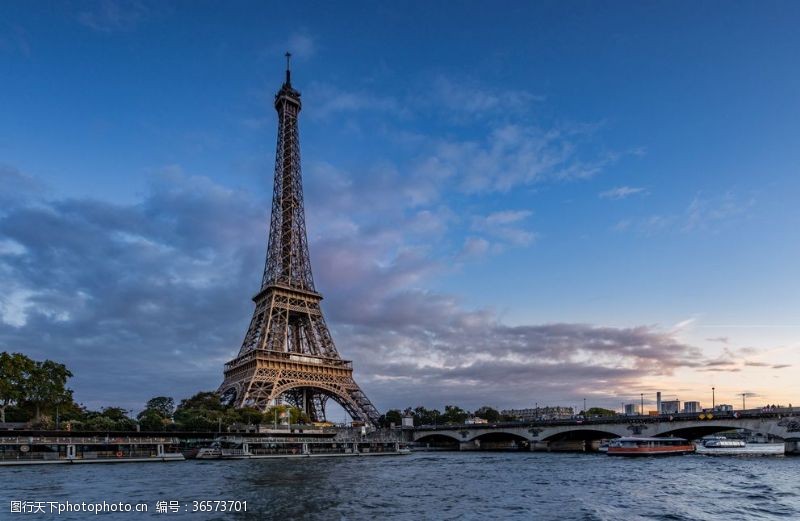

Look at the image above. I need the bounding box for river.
[2,448,797,520]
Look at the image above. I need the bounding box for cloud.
[617,191,755,236]
[0,168,267,409]
[772,364,792,369]
[287,32,316,59]
[599,186,646,200]
[0,164,46,208]
[684,192,755,232]
[0,162,714,412]
[706,336,729,344]
[470,210,537,250]
[429,76,544,117]
[458,237,491,259]
[304,82,404,119]
[76,0,152,33]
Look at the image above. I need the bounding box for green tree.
[173,391,228,431]
[379,409,403,428]
[177,391,224,412]
[0,352,35,423]
[137,409,168,431]
[585,407,616,417]
[144,396,175,419]
[473,406,501,423]
[26,360,73,422]
[412,406,442,425]
[441,405,469,425]
[235,407,265,426]
[262,405,309,426]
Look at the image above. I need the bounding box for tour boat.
[702,436,746,448]
[607,437,695,456]
[194,436,409,459]
[0,435,184,465]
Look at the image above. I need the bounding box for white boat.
[0,435,184,465]
[702,436,746,448]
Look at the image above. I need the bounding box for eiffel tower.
[218,55,380,426]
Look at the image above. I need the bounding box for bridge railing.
[413,407,799,430]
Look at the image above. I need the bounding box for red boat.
[607,436,695,456]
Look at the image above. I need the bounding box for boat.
[702,436,746,448]
[607,436,695,456]
[193,436,410,459]
[0,435,184,465]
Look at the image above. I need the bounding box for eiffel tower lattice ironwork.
[218,55,380,426]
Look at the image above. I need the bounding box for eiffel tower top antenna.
[285,51,291,85]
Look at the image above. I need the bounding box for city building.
[501,407,575,421]
[660,400,681,414]
[624,404,638,416]
[683,401,701,413]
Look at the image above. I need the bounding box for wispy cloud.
[471,210,537,249]
[599,186,646,200]
[429,75,544,117]
[305,82,405,119]
[287,31,316,59]
[77,0,153,33]
[615,191,755,236]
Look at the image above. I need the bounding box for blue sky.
[2,1,799,415]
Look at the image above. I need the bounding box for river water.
[2,448,798,520]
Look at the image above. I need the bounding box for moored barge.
[194,435,410,459]
[607,436,695,456]
[0,435,184,465]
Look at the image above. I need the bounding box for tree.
[585,407,616,417]
[441,405,469,425]
[411,406,442,426]
[138,409,169,431]
[144,396,175,419]
[25,360,73,422]
[177,392,224,412]
[136,396,176,431]
[473,406,501,423]
[0,352,35,423]
[379,409,403,428]
[235,407,265,426]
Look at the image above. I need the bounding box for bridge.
[412,408,800,454]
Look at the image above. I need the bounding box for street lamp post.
[640,393,644,416]
[712,387,716,409]
[583,398,587,415]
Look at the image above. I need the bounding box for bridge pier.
[529,441,549,452]
[785,440,800,455]
[527,440,588,452]
[459,440,480,451]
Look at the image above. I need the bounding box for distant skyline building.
[502,407,574,421]
[683,401,701,413]
[660,399,681,414]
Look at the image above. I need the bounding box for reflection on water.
[1,450,798,520]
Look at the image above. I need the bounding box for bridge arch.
[541,428,622,442]
[469,431,531,450]
[657,424,783,441]
[415,432,462,450]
